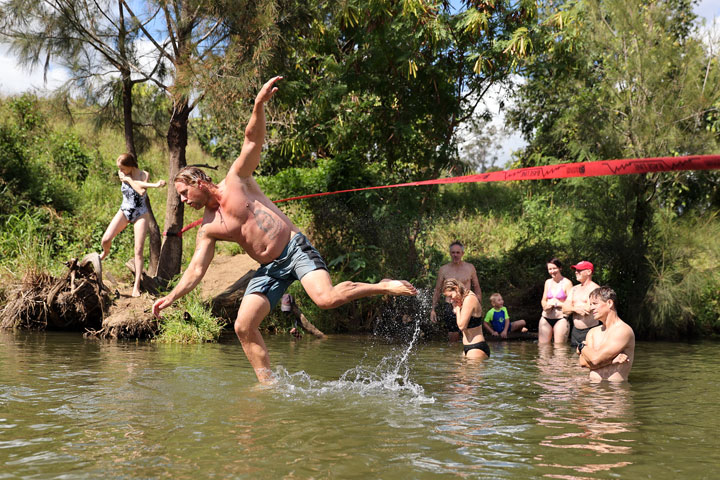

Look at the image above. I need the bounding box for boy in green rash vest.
[483,293,528,339]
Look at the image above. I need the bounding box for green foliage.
[0,210,56,274]
[48,131,92,181]
[0,95,81,215]
[644,210,720,337]
[155,291,226,343]
[506,0,720,334]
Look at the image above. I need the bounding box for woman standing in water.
[443,278,489,359]
[539,258,573,343]
[100,153,165,297]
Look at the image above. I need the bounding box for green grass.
[155,290,226,343]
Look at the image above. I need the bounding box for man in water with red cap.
[563,260,600,347]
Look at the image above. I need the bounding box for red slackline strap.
[166,154,720,236]
[272,154,720,203]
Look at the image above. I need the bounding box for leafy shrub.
[155,291,226,343]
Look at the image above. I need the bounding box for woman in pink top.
[539,258,573,343]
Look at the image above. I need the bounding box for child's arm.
[483,310,498,336]
[501,308,510,338]
[119,171,166,195]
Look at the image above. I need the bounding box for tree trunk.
[121,73,136,157]
[145,200,162,277]
[157,99,192,281]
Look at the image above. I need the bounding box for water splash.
[272,314,434,404]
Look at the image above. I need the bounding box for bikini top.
[467,315,483,329]
[546,281,567,301]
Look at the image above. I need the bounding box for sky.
[1,0,718,166]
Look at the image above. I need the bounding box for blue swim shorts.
[244,232,328,309]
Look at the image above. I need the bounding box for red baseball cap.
[571,260,594,272]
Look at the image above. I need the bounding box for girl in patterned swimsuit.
[99,153,166,297]
[539,258,573,343]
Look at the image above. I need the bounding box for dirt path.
[198,254,259,300]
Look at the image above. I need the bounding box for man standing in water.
[430,241,482,342]
[152,76,417,383]
[563,260,600,347]
[578,286,634,382]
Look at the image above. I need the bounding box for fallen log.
[84,298,158,340]
[209,269,256,319]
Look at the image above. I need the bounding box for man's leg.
[299,269,416,310]
[510,319,527,332]
[234,293,273,383]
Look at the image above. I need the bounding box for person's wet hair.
[590,286,617,305]
[443,278,467,297]
[548,257,563,269]
[117,153,138,168]
[174,166,212,187]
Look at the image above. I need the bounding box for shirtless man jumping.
[578,286,635,382]
[152,77,416,383]
[430,241,482,342]
[563,260,600,347]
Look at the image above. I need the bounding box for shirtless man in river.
[578,286,634,382]
[562,260,600,347]
[152,77,416,383]
[430,241,482,342]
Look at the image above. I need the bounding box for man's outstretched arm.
[152,228,217,317]
[230,76,283,178]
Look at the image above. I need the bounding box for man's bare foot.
[132,289,142,298]
[380,279,417,296]
[255,368,277,386]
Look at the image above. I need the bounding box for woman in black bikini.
[539,258,573,343]
[443,278,489,359]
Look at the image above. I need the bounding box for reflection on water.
[1,330,720,479]
[532,344,637,478]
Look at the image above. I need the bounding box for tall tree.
[196,0,541,281]
[1,0,278,279]
[0,0,169,275]
[119,0,277,280]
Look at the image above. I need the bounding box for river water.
[1,327,718,479]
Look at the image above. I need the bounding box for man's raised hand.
[255,76,283,106]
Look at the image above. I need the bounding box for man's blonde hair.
[174,166,212,187]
